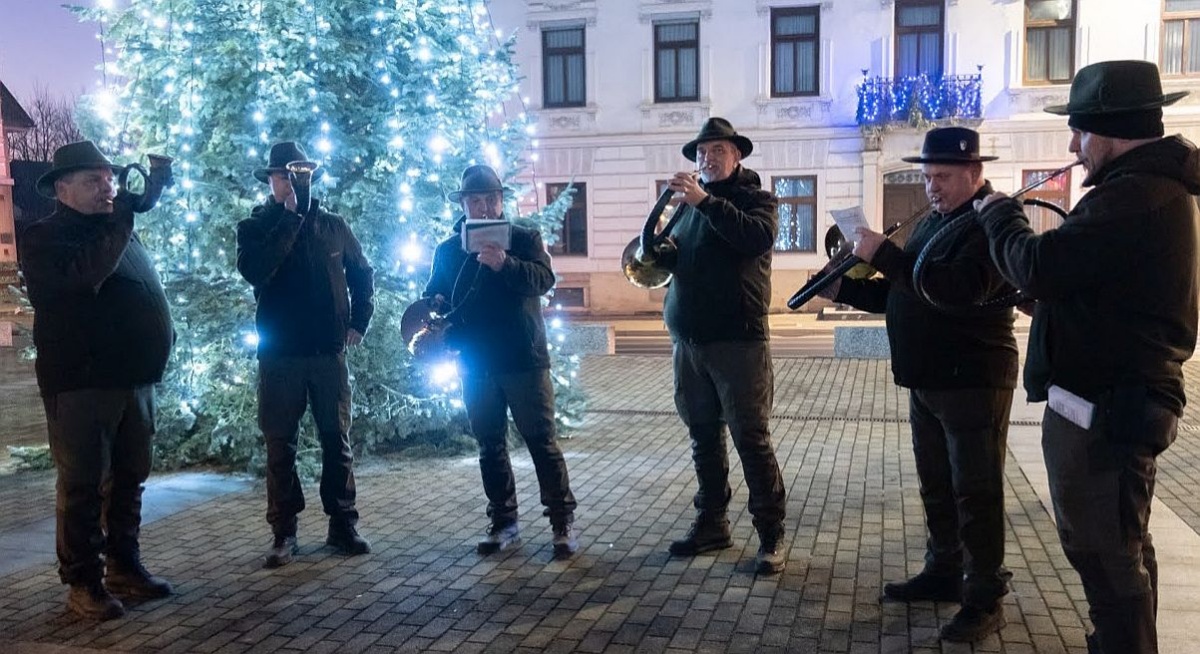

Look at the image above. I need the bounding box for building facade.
[486,0,1200,315]
[0,81,34,284]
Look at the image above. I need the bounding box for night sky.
[0,0,106,104]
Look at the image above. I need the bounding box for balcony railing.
[856,72,983,128]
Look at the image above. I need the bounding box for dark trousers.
[462,367,576,526]
[258,354,358,537]
[908,387,1012,609]
[44,385,156,586]
[1042,396,1175,654]
[672,340,785,533]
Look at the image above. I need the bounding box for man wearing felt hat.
[18,140,176,620]
[820,126,1018,642]
[976,60,1200,654]
[236,141,376,568]
[421,164,580,558]
[658,117,789,575]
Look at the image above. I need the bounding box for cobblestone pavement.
[0,326,42,453]
[2,355,1199,653]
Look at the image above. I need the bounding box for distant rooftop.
[0,80,34,131]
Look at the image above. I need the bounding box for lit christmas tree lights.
[71,0,584,472]
[855,70,983,130]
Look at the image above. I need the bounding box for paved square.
[2,355,1199,653]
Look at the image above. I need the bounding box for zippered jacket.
[237,199,374,359]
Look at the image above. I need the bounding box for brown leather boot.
[106,557,173,599]
[67,581,125,621]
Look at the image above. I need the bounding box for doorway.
[882,170,926,248]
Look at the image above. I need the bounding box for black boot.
[67,581,125,621]
[669,515,733,556]
[940,604,1006,642]
[263,535,298,569]
[881,571,962,603]
[106,557,173,599]
[327,522,371,555]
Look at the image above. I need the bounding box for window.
[0,233,12,245]
[895,0,944,78]
[542,26,586,108]
[1163,0,1200,76]
[552,287,586,309]
[1025,0,1075,84]
[1022,168,1072,234]
[773,176,817,252]
[654,20,700,102]
[546,183,588,256]
[771,7,820,97]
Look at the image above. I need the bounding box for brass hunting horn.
[787,160,1082,311]
[621,177,694,289]
[117,153,175,213]
[286,160,321,215]
[911,160,1082,310]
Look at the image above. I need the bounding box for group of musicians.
[19,56,1196,653]
[821,59,1197,652]
[827,59,1197,652]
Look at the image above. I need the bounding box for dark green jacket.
[663,166,777,343]
[19,200,174,395]
[978,136,1200,413]
[836,183,1018,390]
[424,217,555,373]
[237,199,374,359]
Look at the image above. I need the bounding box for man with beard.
[820,127,1017,642]
[422,164,579,558]
[660,118,788,575]
[976,60,1199,654]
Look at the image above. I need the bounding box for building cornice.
[637,0,712,23]
[530,125,864,151]
[755,0,833,16]
[525,0,597,28]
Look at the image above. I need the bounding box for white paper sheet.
[829,206,870,241]
[1048,384,1095,430]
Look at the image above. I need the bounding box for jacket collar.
[266,197,323,213]
[1081,136,1200,192]
[52,203,108,221]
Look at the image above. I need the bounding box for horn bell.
[621,236,675,290]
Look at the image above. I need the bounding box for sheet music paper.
[461,220,512,253]
[829,206,871,241]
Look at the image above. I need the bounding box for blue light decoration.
[856,68,983,129]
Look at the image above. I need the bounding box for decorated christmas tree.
[71,0,584,472]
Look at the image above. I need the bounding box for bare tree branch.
[5,83,84,162]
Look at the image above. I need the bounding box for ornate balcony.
[855,71,983,130]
